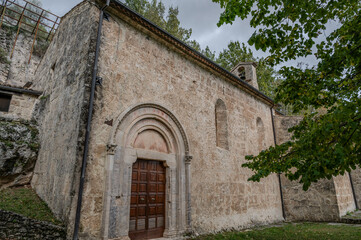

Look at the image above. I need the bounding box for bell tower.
[231,62,259,89]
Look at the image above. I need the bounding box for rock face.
[0,117,39,188]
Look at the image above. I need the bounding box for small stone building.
[0,0,360,239]
[31,1,283,238]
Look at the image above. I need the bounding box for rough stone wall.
[74,5,283,238]
[0,117,39,188]
[0,26,44,87]
[0,93,38,120]
[351,168,361,209]
[275,115,356,221]
[30,2,98,234]
[333,174,356,216]
[273,114,303,145]
[0,26,43,121]
[0,210,66,240]
[280,175,340,221]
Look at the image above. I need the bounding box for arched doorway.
[102,104,192,240]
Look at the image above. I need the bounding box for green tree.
[165,6,192,42]
[124,0,191,42]
[216,41,279,97]
[212,0,361,190]
[144,0,166,29]
[202,46,216,61]
[124,0,148,16]
[124,0,217,61]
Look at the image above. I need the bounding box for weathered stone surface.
[30,1,284,238]
[0,210,66,240]
[333,174,356,216]
[275,114,356,221]
[71,3,283,238]
[281,175,340,221]
[0,27,42,121]
[0,117,39,188]
[0,26,43,87]
[0,93,38,120]
[30,2,99,236]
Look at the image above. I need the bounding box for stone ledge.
[0,209,66,240]
[341,210,361,224]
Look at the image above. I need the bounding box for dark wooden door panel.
[129,159,166,240]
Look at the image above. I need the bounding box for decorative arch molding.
[102,103,192,240]
[109,103,190,154]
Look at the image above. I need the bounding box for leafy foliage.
[124,0,192,42]
[212,0,361,189]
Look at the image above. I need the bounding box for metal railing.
[0,0,60,63]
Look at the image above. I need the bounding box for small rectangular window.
[0,93,12,112]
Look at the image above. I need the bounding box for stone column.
[185,154,192,230]
[163,166,178,237]
[102,144,117,239]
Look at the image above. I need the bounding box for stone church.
[0,0,360,239]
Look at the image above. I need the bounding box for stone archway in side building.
[102,103,192,240]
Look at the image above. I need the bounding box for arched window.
[256,117,266,151]
[215,99,229,150]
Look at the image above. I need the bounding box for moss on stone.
[0,47,10,64]
[0,187,63,225]
[0,118,40,186]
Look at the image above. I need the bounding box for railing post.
[28,9,43,64]
[46,16,58,41]
[0,0,9,29]
[10,2,28,59]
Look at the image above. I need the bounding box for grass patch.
[192,223,361,240]
[0,186,62,225]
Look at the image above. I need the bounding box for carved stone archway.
[102,103,192,240]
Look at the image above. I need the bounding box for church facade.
[31,1,283,238]
[0,0,359,239]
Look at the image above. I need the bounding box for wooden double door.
[129,159,166,240]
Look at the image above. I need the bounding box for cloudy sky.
[41,0,264,57]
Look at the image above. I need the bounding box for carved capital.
[184,155,192,165]
[107,144,117,155]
